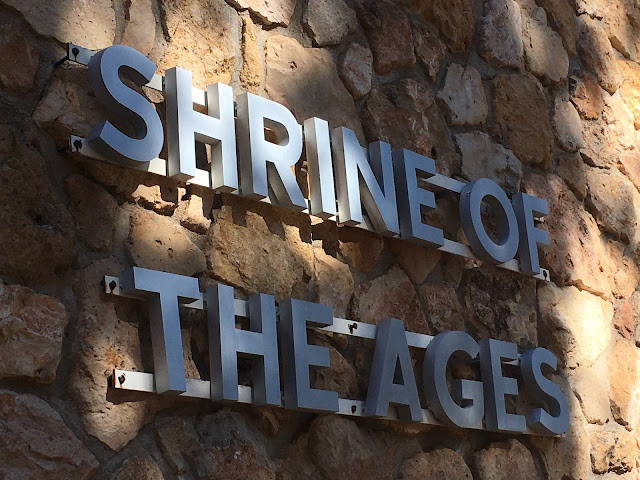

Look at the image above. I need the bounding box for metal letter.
[304,117,337,218]
[521,348,569,435]
[279,299,339,412]
[365,318,422,422]
[423,331,484,429]
[479,339,526,432]
[331,127,400,235]
[392,149,444,247]
[237,93,307,211]
[459,179,519,264]
[121,267,200,394]
[512,194,550,275]
[207,284,281,406]
[87,45,164,164]
[165,68,238,189]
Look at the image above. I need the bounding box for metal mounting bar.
[111,368,539,435]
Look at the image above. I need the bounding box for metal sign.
[65,43,551,281]
[106,267,569,436]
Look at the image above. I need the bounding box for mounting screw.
[118,374,126,385]
[72,47,80,59]
[351,405,357,414]
[73,139,82,151]
[348,322,358,334]
[108,280,117,292]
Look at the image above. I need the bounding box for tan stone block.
[388,238,440,285]
[401,449,473,480]
[121,0,156,56]
[474,439,539,480]
[578,16,623,94]
[617,59,640,129]
[227,0,295,26]
[571,73,605,120]
[537,0,578,55]
[478,0,524,68]
[351,266,428,334]
[111,457,165,480]
[337,227,384,273]
[522,13,569,84]
[523,173,615,298]
[338,42,373,100]
[589,426,637,474]
[492,74,553,169]
[265,35,363,141]
[0,285,68,383]
[538,283,613,369]
[567,364,612,424]
[0,391,98,479]
[553,98,585,151]
[419,0,475,54]
[313,245,354,318]
[303,0,358,47]
[361,78,460,177]
[608,337,640,429]
[412,22,446,80]
[239,13,262,94]
[437,64,488,126]
[0,24,39,92]
[159,0,236,88]
[173,194,211,234]
[205,196,315,300]
[2,0,115,49]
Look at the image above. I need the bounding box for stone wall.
[0,0,638,478]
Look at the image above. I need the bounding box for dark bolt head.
[72,47,80,58]
[118,374,126,385]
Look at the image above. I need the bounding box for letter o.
[459,179,519,264]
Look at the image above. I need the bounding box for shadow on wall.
[0,0,638,479]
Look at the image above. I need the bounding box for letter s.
[87,45,164,164]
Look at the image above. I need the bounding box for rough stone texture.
[585,167,640,245]
[313,245,354,318]
[226,0,295,26]
[337,227,384,273]
[538,283,613,369]
[240,13,262,94]
[1,0,115,49]
[437,64,488,126]
[0,284,68,383]
[351,266,429,334]
[620,151,640,193]
[530,379,591,480]
[157,410,276,479]
[66,174,119,252]
[460,268,538,348]
[400,449,473,479]
[0,138,75,284]
[69,258,151,450]
[121,0,156,56]
[338,43,373,101]
[603,0,638,60]
[492,73,553,169]
[281,415,420,480]
[578,16,623,94]
[303,0,358,47]
[523,173,616,298]
[455,132,522,195]
[607,337,639,429]
[131,184,177,215]
[265,35,363,139]
[568,366,611,424]
[614,301,635,340]
[388,238,441,284]
[552,99,585,151]
[522,13,570,84]
[417,281,465,333]
[362,78,460,177]
[474,439,539,480]
[590,427,637,474]
[353,0,415,75]
[173,194,211,235]
[412,22,446,80]
[159,0,236,87]
[111,457,165,480]
[537,0,578,55]
[206,196,314,300]
[571,73,605,120]
[555,152,588,199]
[477,0,523,68]
[0,391,98,479]
[617,59,640,128]
[310,345,357,398]
[420,0,475,54]
[0,24,39,93]
[127,209,207,277]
